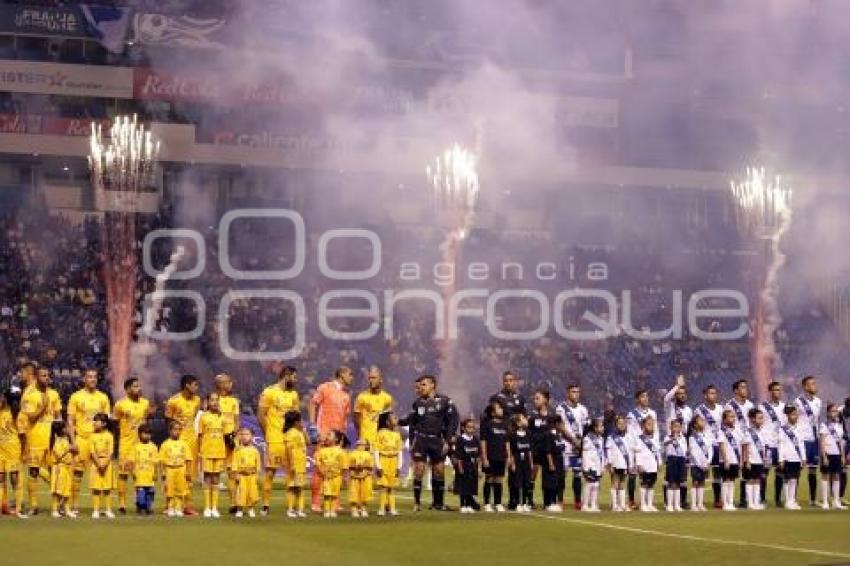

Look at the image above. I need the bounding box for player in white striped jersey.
[663,375,693,434]
[725,379,754,508]
[694,385,723,508]
[741,408,767,510]
[794,375,822,506]
[761,381,786,507]
[818,403,847,509]
[625,389,658,509]
[778,405,806,510]
[555,384,590,510]
[687,413,713,511]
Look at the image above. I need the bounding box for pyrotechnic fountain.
[89,115,160,393]
[730,167,792,398]
[426,143,480,408]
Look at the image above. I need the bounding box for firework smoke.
[129,245,185,395]
[731,168,792,397]
[89,115,161,393]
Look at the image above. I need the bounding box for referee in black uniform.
[400,374,459,511]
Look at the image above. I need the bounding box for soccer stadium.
[1,1,850,565]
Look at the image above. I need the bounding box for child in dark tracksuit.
[542,416,567,510]
[509,413,534,512]
[455,418,481,513]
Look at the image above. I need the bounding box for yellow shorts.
[26,447,49,469]
[202,458,225,474]
[89,462,114,491]
[236,474,259,507]
[287,471,306,488]
[163,467,188,498]
[0,452,21,474]
[73,436,91,471]
[348,477,370,505]
[378,457,399,488]
[265,443,287,469]
[321,475,343,497]
[51,465,73,498]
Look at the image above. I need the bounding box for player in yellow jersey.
[257,366,299,514]
[164,374,201,514]
[232,427,261,518]
[114,377,152,514]
[20,367,62,515]
[214,373,240,513]
[316,430,348,518]
[348,438,374,517]
[354,367,394,445]
[88,413,115,518]
[159,422,193,517]
[48,421,75,518]
[354,367,393,505]
[66,368,110,514]
[374,411,403,516]
[283,410,308,518]
[0,386,24,518]
[132,424,158,515]
[198,392,226,518]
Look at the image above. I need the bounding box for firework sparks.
[89,115,160,393]
[427,143,480,211]
[730,168,792,236]
[730,167,793,398]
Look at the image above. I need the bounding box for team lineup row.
[0,364,848,519]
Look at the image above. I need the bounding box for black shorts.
[532,447,548,466]
[664,457,687,485]
[782,461,802,480]
[583,470,602,483]
[484,460,506,477]
[640,472,658,488]
[711,446,721,467]
[743,464,764,481]
[821,454,843,475]
[411,436,444,463]
[691,466,707,483]
[611,468,627,482]
[721,464,740,481]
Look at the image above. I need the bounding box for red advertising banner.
[133,67,292,105]
[0,114,110,136]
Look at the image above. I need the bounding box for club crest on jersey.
[417,406,426,416]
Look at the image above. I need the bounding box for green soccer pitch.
[3,483,850,566]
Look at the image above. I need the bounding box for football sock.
[572,476,582,504]
[627,475,636,504]
[71,474,82,510]
[808,472,817,502]
[413,479,422,505]
[117,475,128,509]
[483,482,491,504]
[262,474,273,506]
[493,483,503,505]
